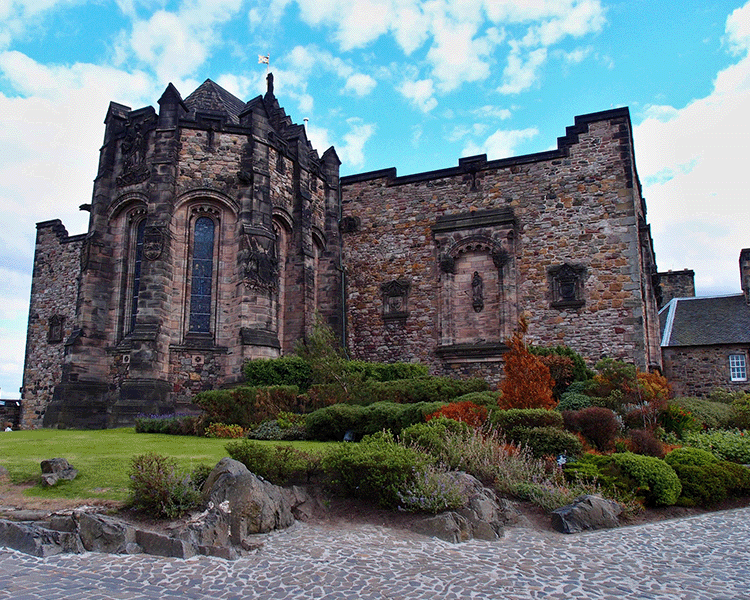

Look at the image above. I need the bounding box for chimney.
[741,249,750,303]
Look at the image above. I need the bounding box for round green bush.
[451,391,503,409]
[514,426,582,458]
[490,408,564,433]
[400,417,471,456]
[557,392,593,412]
[671,463,728,507]
[610,452,681,507]
[665,447,718,468]
[305,404,364,441]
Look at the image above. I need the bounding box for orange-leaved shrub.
[500,318,555,410]
[426,401,488,428]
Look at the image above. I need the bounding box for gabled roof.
[660,294,750,347]
[183,79,247,124]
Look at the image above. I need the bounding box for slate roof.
[183,79,248,124]
[660,294,750,347]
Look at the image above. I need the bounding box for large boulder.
[77,512,141,554]
[551,494,622,534]
[201,458,295,545]
[411,473,518,543]
[40,458,78,487]
[0,519,84,557]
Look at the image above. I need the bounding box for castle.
[21,74,662,429]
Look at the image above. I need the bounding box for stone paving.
[2,508,750,600]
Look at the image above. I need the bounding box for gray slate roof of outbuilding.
[660,294,750,346]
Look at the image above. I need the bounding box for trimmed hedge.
[490,408,564,433]
[304,401,446,441]
[609,452,681,507]
[513,426,582,458]
[243,356,312,389]
[194,385,301,429]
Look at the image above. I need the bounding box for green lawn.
[0,428,332,503]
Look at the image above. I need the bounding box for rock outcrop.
[550,494,622,534]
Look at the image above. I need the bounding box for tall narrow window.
[189,216,215,334]
[730,354,747,382]
[129,219,146,332]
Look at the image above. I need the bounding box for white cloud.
[462,126,538,159]
[725,2,750,55]
[344,73,377,96]
[633,2,750,295]
[498,46,547,94]
[338,117,375,167]
[399,78,437,112]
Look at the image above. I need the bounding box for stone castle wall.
[21,221,84,428]
[662,345,750,397]
[341,110,660,384]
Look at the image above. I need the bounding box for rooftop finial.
[266,72,274,96]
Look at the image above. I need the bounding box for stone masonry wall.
[341,110,657,383]
[21,221,84,428]
[662,345,750,397]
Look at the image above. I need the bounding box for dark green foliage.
[609,452,681,506]
[721,462,750,496]
[343,360,429,382]
[243,356,313,389]
[351,376,489,406]
[321,432,433,508]
[556,392,593,412]
[194,385,301,429]
[730,393,750,429]
[490,408,564,433]
[565,379,598,395]
[671,463,729,507]
[225,439,323,485]
[304,401,445,441]
[450,391,503,409]
[563,407,620,451]
[671,397,733,430]
[400,417,472,457]
[190,464,214,491]
[135,414,204,436]
[665,447,718,467]
[128,453,202,518]
[513,426,582,458]
[530,345,594,382]
[658,404,702,439]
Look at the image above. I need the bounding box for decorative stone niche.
[548,263,586,309]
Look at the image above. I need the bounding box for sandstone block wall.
[21,221,84,427]
[662,345,750,397]
[341,109,661,384]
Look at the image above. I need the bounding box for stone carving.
[492,248,510,269]
[241,232,278,290]
[472,271,484,312]
[549,263,586,308]
[339,215,359,233]
[440,254,456,274]
[117,114,156,187]
[143,226,165,261]
[382,279,410,320]
[48,315,65,343]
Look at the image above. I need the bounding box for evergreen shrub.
[609,452,681,506]
[513,426,582,458]
[563,407,620,451]
[671,397,733,430]
[243,356,313,389]
[556,392,593,412]
[225,439,322,485]
[128,453,202,518]
[194,385,301,429]
[490,408,564,434]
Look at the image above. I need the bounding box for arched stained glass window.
[189,216,215,333]
[129,219,146,332]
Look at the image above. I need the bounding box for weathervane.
[258,53,270,75]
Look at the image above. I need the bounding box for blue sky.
[1,0,749,399]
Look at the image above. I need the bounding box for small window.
[189,216,215,334]
[729,354,747,382]
[48,315,65,343]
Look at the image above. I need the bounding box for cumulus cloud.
[338,117,375,167]
[462,126,538,159]
[633,2,750,294]
[399,78,437,112]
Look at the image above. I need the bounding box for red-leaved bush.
[426,401,488,428]
[563,407,620,451]
[500,318,555,410]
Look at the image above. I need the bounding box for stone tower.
[29,75,342,428]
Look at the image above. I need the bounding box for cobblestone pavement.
[2,508,750,600]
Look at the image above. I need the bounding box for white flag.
[258,54,269,64]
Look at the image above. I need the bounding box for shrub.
[530,344,594,383]
[682,429,750,463]
[396,465,470,513]
[426,401,488,428]
[451,391,503,409]
[665,447,718,467]
[135,414,204,436]
[343,360,429,382]
[557,392,593,412]
[658,404,702,439]
[401,417,471,456]
[513,426,583,459]
[490,408,564,434]
[670,464,729,507]
[322,432,433,508]
[305,403,364,441]
[243,356,313,389]
[225,439,322,485]
[671,397,733,430]
[500,319,555,410]
[731,394,750,429]
[194,385,301,429]
[609,452,681,506]
[204,423,245,439]
[627,429,665,458]
[128,453,201,518]
[563,407,620,451]
[707,388,748,404]
[352,376,489,406]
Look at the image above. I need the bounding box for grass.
[0,428,333,503]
